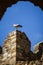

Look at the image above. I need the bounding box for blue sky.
[0,1,43,50]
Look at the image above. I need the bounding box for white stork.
[13,24,22,29]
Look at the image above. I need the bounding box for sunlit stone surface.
[0,30,43,65]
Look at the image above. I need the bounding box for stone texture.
[34,42,43,61]
[0,46,2,54]
[34,42,43,53]
[0,30,43,65]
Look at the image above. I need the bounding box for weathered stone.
[34,42,43,53]
[0,30,43,65]
[0,46,2,54]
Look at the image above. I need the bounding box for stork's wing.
[0,0,43,20]
[18,25,22,27]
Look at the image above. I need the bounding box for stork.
[13,24,22,30]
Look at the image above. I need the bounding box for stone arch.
[0,0,43,20]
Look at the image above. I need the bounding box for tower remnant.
[0,25,43,65]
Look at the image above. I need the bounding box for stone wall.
[0,30,43,65]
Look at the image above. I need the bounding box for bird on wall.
[13,24,22,30]
[0,0,43,20]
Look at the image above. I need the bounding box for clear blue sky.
[0,1,43,50]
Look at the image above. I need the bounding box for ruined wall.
[0,30,43,65]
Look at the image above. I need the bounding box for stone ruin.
[0,30,43,65]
